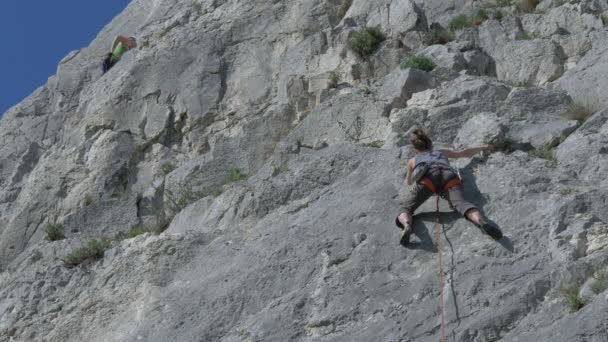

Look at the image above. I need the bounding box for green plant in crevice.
[63,239,112,266]
[45,223,65,241]
[423,28,454,45]
[348,26,386,57]
[564,101,597,123]
[496,0,512,6]
[225,167,248,184]
[83,194,93,207]
[515,0,538,13]
[472,7,489,25]
[365,140,385,148]
[560,284,585,313]
[591,271,608,294]
[161,161,177,175]
[127,225,147,238]
[401,55,436,72]
[328,71,340,88]
[448,14,471,31]
[529,144,556,165]
[338,0,352,20]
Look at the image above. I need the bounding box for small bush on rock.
[161,161,177,175]
[64,239,112,266]
[530,144,556,164]
[449,14,471,31]
[564,102,597,122]
[365,140,384,148]
[348,26,386,57]
[45,224,65,241]
[127,225,147,238]
[225,167,248,184]
[560,285,585,313]
[338,0,352,20]
[423,29,454,45]
[328,71,340,88]
[591,271,608,294]
[515,0,538,13]
[401,55,435,72]
[83,194,93,207]
[472,7,489,25]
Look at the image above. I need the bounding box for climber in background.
[102,35,137,73]
[395,129,502,245]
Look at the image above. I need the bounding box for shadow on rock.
[401,211,461,252]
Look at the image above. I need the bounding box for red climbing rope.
[434,194,447,342]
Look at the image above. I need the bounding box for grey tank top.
[415,150,450,167]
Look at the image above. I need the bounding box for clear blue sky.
[0,1,132,115]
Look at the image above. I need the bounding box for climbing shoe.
[480,222,503,240]
[395,216,412,245]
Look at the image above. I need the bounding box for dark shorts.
[398,168,477,222]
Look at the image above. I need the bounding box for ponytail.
[410,128,433,151]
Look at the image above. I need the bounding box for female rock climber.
[102,35,137,73]
[395,129,503,245]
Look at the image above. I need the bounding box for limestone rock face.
[1,0,608,341]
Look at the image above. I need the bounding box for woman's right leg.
[396,184,432,243]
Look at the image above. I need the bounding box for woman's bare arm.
[440,145,494,159]
[405,158,415,185]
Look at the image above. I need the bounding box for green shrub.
[448,14,471,31]
[83,194,93,207]
[491,9,504,20]
[328,71,340,88]
[348,26,386,57]
[365,140,385,148]
[127,226,147,238]
[515,0,538,13]
[338,0,352,19]
[496,0,512,6]
[64,239,112,266]
[165,183,211,214]
[272,164,290,177]
[602,14,608,26]
[472,7,489,24]
[564,102,597,122]
[591,272,608,294]
[495,137,518,153]
[423,29,454,45]
[225,167,248,184]
[45,224,65,241]
[516,31,537,40]
[401,55,436,72]
[560,285,585,313]
[161,161,177,175]
[530,144,556,165]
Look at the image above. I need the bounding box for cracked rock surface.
[1,0,608,341]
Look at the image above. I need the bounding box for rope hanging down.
[434,195,447,342]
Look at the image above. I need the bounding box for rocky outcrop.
[1,0,608,341]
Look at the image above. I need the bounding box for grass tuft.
[64,239,112,266]
[365,140,385,148]
[161,161,177,175]
[448,14,472,31]
[560,285,585,313]
[591,272,608,294]
[45,224,65,241]
[338,0,352,20]
[348,26,386,57]
[423,29,454,45]
[401,55,435,72]
[225,167,248,184]
[127,226,147,238]
[83,194,93,207]
[529,143,556,164]
[515,0,538,13]
[564,102,597,122]
[328,71,340,88]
